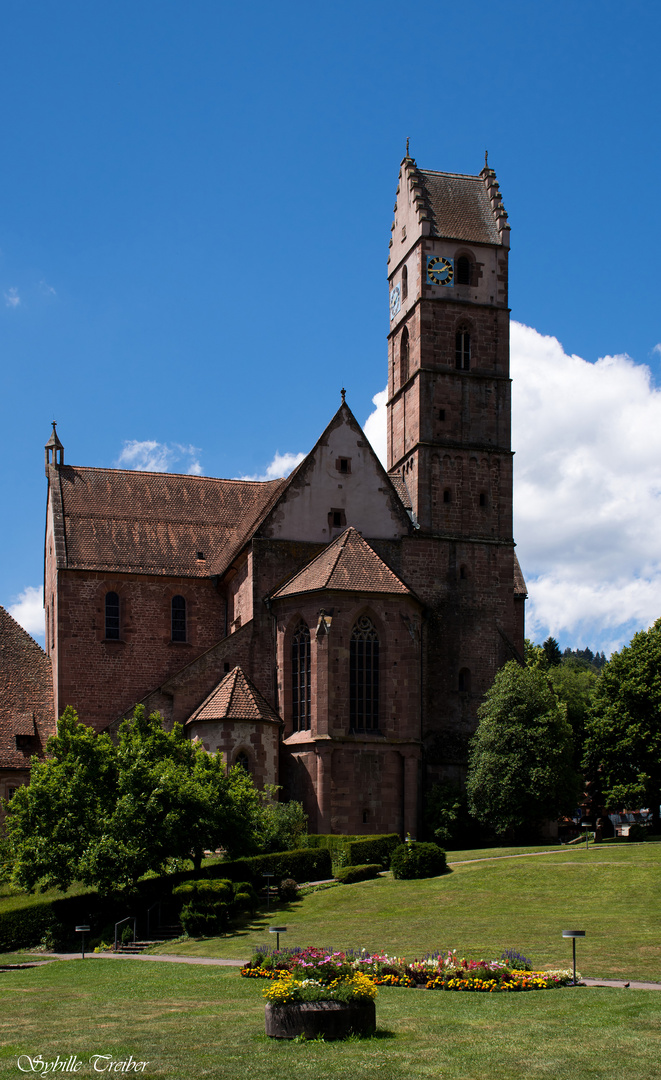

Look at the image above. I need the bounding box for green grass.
[0,959,660,1080]
[148,845,661,982]
[0,880,95,915]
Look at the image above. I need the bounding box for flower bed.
[241,945,580,992]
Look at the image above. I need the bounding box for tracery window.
[455,327,471,370]
[235,751,250,772]
[350,616,379,731]
[402,264,408,300]
[171,595,187,642]
[292,621,311,731]
[105,591,120,640]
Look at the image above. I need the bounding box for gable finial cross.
[485,149,488,168]
[406,137,410,157]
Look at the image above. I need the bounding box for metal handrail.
[114,915,137,952]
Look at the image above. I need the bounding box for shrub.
[232,891,255,914]
[180,900,228,937]
[277,878,299,902]
[390,842,446,880]
[627,823,651,842]
[201,847,332,887]
[335,864,382,884]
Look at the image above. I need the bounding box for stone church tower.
[386,152,525,780]
[41,153,525,836]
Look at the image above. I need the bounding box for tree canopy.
[583,619,661,831]
[466,661,580,838]
[4,706,265,894]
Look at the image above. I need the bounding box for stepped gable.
[185,666,281,726]
[405,156,508,245]
[0,605,54,768]
[49,466,286,578]
[271,526,412,599]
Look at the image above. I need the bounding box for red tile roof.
[417,169,502,245]
[50,466,286,578]
[271,527,412,599]
[513,553,528,597]
[185,666,281,726]
[0,605,54,770]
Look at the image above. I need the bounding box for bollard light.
[562,930,585,985]
[75,924,91,960]
[269,925,287,952]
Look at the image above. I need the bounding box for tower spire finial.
[485,149,488,168]
[341,387,346,404]
[406,137,410,157]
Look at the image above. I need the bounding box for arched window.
[458,668,471,693]
[171,595,187,642]
[350,616,379,731]
[235,751,250,773]
[457,256,471,285]
[400,326,409,386]
[105,591,120,640]
[292,621,311,732]
[402,264,408,300]
[455,327,470,370]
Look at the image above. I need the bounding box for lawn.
[147,845,661,982]
[0,959,660,1080]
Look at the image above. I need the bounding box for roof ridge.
[58,464,284,486]
[0,603,49,657]
[418,168,483,181]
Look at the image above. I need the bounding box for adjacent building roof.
[513,553,528,597]
[48,466,286,579]
[185,666,281,726]
[416,169,502,245]
[0,605,54,770]
[270,526,412,599]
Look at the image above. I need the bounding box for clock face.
[389,284,401,320]
[427,255,454,287]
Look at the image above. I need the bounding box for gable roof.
[270,526,412,599]
[185,666,281,726]
[48,466,286,579]
[415,168,502,245]
[0,605,54,769]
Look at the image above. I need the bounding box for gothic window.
[457,256,471,285]
[235,751,250,773]
[292,621,311,732]
[105,591,120,640]
[171,595,187,642]
[456,327,471,370]
[400,326,409,386]
[402,264,408,300]
[350,616,379,731]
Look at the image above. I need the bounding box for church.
[42,152,526,837]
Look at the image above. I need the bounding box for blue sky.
[2,1,660,656]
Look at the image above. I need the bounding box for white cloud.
[8,586,44,639]
[4,287,20,308]
[115,440,203,475]
[653,343,661,357]
[240,451,306,482]
[362,322,661,653]
[511,320,661,652]
[40,280,56,296]
[363,387,388,465]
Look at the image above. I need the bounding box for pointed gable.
[185,666,281,726]
[257,400,412,544]
[271,527,412,599]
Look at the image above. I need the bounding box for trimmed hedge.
[304,834,400,868]
[201,847,332,886]
[346,835,400,869]
[390,842,446,880]
[335,863,382,885]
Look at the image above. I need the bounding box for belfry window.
[400,326,409,385]
[457,256,470,285]
[350,616,379,731]
[292,621,311,732]
[171,595,187,642]
[456,327,471,370]
[402,264,408,300]
[105,592,120,640]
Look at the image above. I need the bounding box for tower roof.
[45,422,63,451]
[415,168,503,244]
[185,666,281,726]
[270,526,412,599]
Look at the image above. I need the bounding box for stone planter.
[265,999,376,1040]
